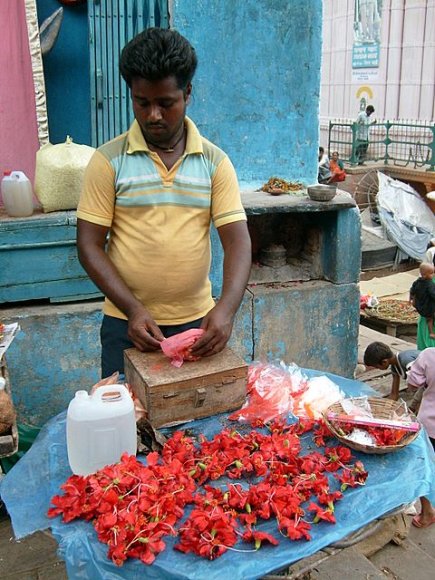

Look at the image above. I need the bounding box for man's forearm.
[390,375,400,400]
[219,232,251,316]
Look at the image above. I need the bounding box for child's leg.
[413,496,435,527]
[427,316,435,338]
[408,387,423,413]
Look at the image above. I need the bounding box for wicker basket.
[364,299,419,324]
[323,397,420,455]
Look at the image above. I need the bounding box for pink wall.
[0,0,40,187]
[320,0,435,121]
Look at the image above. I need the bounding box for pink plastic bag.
[160,328,205,368]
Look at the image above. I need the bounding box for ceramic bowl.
[307,184,337,202]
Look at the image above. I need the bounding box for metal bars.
[88,0,169,147]
[328,119,435,171]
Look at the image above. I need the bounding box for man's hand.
[127,306,165,352]
[190,303,234,357]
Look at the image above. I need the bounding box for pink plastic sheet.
[0,0,39,185]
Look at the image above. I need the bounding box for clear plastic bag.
[229,362,308,423]
[230,362,344,423]
[293,375,344,420]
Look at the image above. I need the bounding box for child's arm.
[390,373,400,401]
[409,287,415,306]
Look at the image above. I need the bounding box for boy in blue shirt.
[363,341,422,409]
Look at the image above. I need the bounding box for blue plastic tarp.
[1,369,435,580]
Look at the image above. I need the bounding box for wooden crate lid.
[124,346,248,388]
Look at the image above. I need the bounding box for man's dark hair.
[366,105,375,114]
[119,28,197,90]
[363,341,393,366]
[319,146,324,154]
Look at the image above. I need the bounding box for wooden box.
[124,347,248,427]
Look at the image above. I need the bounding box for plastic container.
[1,171,34,217]
[66,384,137,476]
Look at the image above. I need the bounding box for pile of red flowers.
[48,418,368,566]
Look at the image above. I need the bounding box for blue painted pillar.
[321,207,362,284]
[172,0,322,188]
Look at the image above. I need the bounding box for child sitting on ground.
[363,342,422,409]
[409,262,435,338]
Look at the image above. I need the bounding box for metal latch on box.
[194,388,207,407]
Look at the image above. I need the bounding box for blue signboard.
[352,43,380,68]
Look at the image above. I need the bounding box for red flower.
[47,475,90,522]
[313,420,334,446]
[175,507,238,560]
[278,516,311,541]
[299,452,327,474]
[324,446,353,471]
[308,502,336,524]
[242,529,279,549]
[335,460,368,491]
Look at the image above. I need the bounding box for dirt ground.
[360,260,419,281]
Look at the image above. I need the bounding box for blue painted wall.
[173,0,322,188]
[35,0,322,178]
[36,0,91,146]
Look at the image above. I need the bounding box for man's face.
[131,76,191,145]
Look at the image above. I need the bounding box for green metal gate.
[88,0,169,147]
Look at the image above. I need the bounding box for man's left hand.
[190,303,234,357]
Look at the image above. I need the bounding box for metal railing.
[328,119,435,171]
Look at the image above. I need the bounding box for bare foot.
[412,513,435,528]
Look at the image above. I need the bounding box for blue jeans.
[100,314,203,377]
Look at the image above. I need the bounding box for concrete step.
[369,538,435,580]
[309,546,386,579]
[0,520,66,579]
[409,522,435,558]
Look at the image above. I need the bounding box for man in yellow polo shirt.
[77,28,251,376]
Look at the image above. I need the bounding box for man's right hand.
[127,307,165,352]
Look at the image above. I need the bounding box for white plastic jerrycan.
[1,170,34,217]
[67,384,137,476]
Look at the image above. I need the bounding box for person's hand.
[127,306,165,352]
[190,303,234,357]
